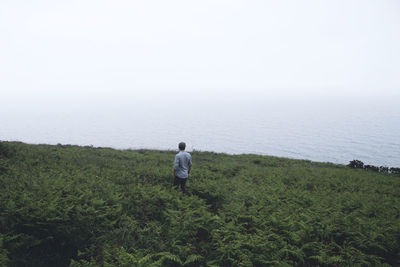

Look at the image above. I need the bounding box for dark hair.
[179,142,186,150]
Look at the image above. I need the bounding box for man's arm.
[188,155,192,176]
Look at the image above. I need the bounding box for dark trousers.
[174,176,187,193]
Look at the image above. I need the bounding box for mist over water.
[1,0,399,167]
[1,92,398,167]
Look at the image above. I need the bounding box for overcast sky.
[1,0,399,99]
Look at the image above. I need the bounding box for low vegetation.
[348,159,400,174]
[0,141,399,266]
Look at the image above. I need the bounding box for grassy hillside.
[0,141,399,266]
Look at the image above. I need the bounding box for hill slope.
[0,141,399,266]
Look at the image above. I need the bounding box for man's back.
[174,151,192,179]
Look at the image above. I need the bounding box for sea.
[1,91,399,167]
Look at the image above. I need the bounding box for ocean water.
[1,92,399,167]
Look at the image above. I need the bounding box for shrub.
[348,160,364,169]
[390,167,400,175]
[364,165,379,172]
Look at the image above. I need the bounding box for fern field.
[0,141,399,266]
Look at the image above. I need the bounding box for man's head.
[178,142,186,151]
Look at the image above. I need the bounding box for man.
[173,142,192,194]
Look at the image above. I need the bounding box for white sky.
[1,0,400,98]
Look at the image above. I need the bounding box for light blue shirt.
[174,151,192,179]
